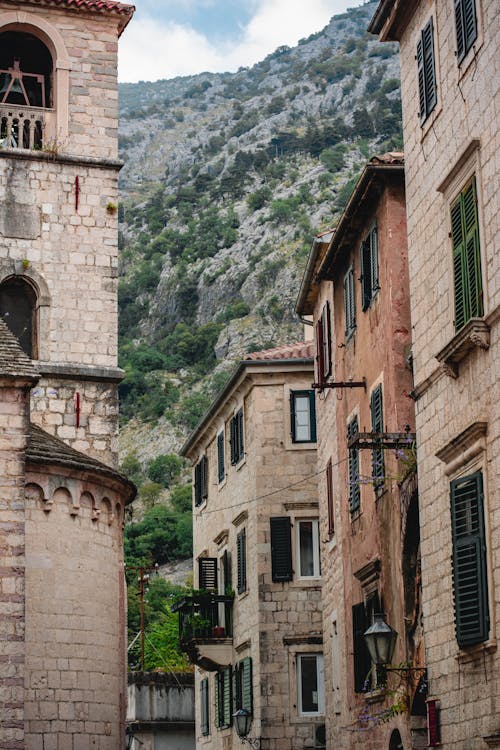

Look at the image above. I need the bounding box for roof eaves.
[367,0,417,40]
[317,161,404,280]
[10,0,135,35]
[295,234,333,316]
[180,356,314,458]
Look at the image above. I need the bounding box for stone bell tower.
[0,1,135,748]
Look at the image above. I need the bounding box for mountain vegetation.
[119,2,402,669]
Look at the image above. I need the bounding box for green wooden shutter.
[199,557,218,591]
[201,455,208,500]
[370,385,384,494]
[352,603,370,693]
[230,416,236,465]
[344,267,355,337]
[360,237,372,310]
[322,301,332,378]
[217,432,225,483]
[200,678,209,736]
[221,667,232,728]
[370,226,379,293]
[451,472,489,647]
[290,392,297,442]
[463,0,477,56]
[451,177,483,331]
[422,18,437,116]
[348,417,360,513]
[270,516,293,582]
[214,672,220,728]
[241,657,253,713]
[237,529,247,594]
[236,409,244,462]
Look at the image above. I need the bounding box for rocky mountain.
[117,1,401,466]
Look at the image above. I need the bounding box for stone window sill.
[455,639,497,665]
[435,318,490,378]
[363,687,386,704]
[484,731,500,748]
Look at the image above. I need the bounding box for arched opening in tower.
[0,31,53,108]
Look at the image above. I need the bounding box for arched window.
[389,729,403,750]
[0,31,53,108]
[0,277,37,358]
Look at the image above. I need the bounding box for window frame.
[0,276,38,358]
[316,301,332,385]
[296,519,321,579]
[297,653,325,716]
[234,656,253,715]
[290,390,317,444]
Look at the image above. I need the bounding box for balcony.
[0,104,55,151]
[172,592,234,672]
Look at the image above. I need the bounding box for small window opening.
[0,32,53,108]
[0,277,37,358]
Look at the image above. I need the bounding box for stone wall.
[390,0,499,746]
[23,466,127,750]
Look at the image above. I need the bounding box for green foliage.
[160,322,222,373]
[169,484,192,514]
[147,454,184,488]
[125,504,192,567]
[247,186,272,212]
[176,391,212,430]
[320,144,347,172]
[140,481,164,509]
[217,300,250,323]
[120,453,144,488]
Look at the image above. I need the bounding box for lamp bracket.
[241,738,261,749]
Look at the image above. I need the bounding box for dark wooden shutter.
[230,416,236,465]
[370,226,379,293]
[326,459,334,537]
[290,392,297,442]
[352,603,371,693]
[370,385,384,493]
[270,517,293,582]
[454,0,466,61]
[309,390,317,442]
[417,18,437,121]
[222,549,232,593]
[344,267,355,337]
[316,318,325,384]
[237,409,244,462]
[214,672,220,728]
[237,529,247,594]
[451,472,489,647]
[199,557,218,591]
[200,678,209,736]
[201,455,208,500]
[360,237,372,311]
[194,463,201,506]
[348,417,360,513]
[456,0,477,61]
[322,301,332,379]
[217,432,225,483]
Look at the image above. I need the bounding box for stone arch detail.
[0,264,51,361]
[0,10,71,139]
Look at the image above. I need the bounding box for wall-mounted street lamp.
[233,709,261,748]
[363,613,426,682]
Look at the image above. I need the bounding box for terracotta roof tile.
[0,318,39,380]
[27,423,136,501]
[245,340,315,361]
[369,151,404,165]
[17,0,135,33]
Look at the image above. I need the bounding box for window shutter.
[217,432,225,483]
[348,417,360,513]
[309,390,317,443]
[220,667,232,728]
[201,455,208,500]
[370,226,379,293]
[422,18,437,116]
[237,529,247,594]
[360,237,372,310]
[200,678,209,736]
[230,417,236,465]
[237,409,244,462]
[322,302,332,379]
[344,267,355,337]
[241,657,253,713]
[290,392,297,442]
[194,463,202,506]
[454,0,466,61]
[326,459,335,537]
[270,516,293,582]
[316,318,325,384]
[451,177,483,331]
[352,603,370,693]
[451,195,467,331]
[199,557,218,591]
[214,672,220,728]
[222,549,232,593]
[416,37,426,120]
[370,385,384,493]
[451,472,489,647]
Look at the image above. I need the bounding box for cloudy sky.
[119,0,366,83]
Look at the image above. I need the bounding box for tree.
[147,454,184,488]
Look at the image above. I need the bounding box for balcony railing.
[0,104,52,150]
[173,592,234,645]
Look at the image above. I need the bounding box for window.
[451,176,483,332]
[217,431,225,483]
[234,657,253,714]
[297,520,321,578]
[0,32,53,107]
[455,0,477,63]
[0,277,37,358]
[347,417,360,514]
[344,266,356,339]
[194,455,208,507]
[417,17,437,123]
[360,225,379,310]
[450,471,489,647]
[236,528,247,594]
[326,459,335,537]
[297,654,324,715]
[200,678,210,736]
[230,409,244,465]
[316,302,332,384]
[352,593,382,693]
[215,667,232,729]
[270,516,293,582]
[290,390,316,443]
[370,385,385,494]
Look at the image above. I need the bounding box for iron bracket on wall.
[312,379,366,390]
[348,432,416,450]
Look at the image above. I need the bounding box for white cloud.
[119,0,360,82]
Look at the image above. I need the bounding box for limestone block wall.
[393,0,499,745]
[190,365,322,750]
[0,380,31,750]
[23,467,127,750]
